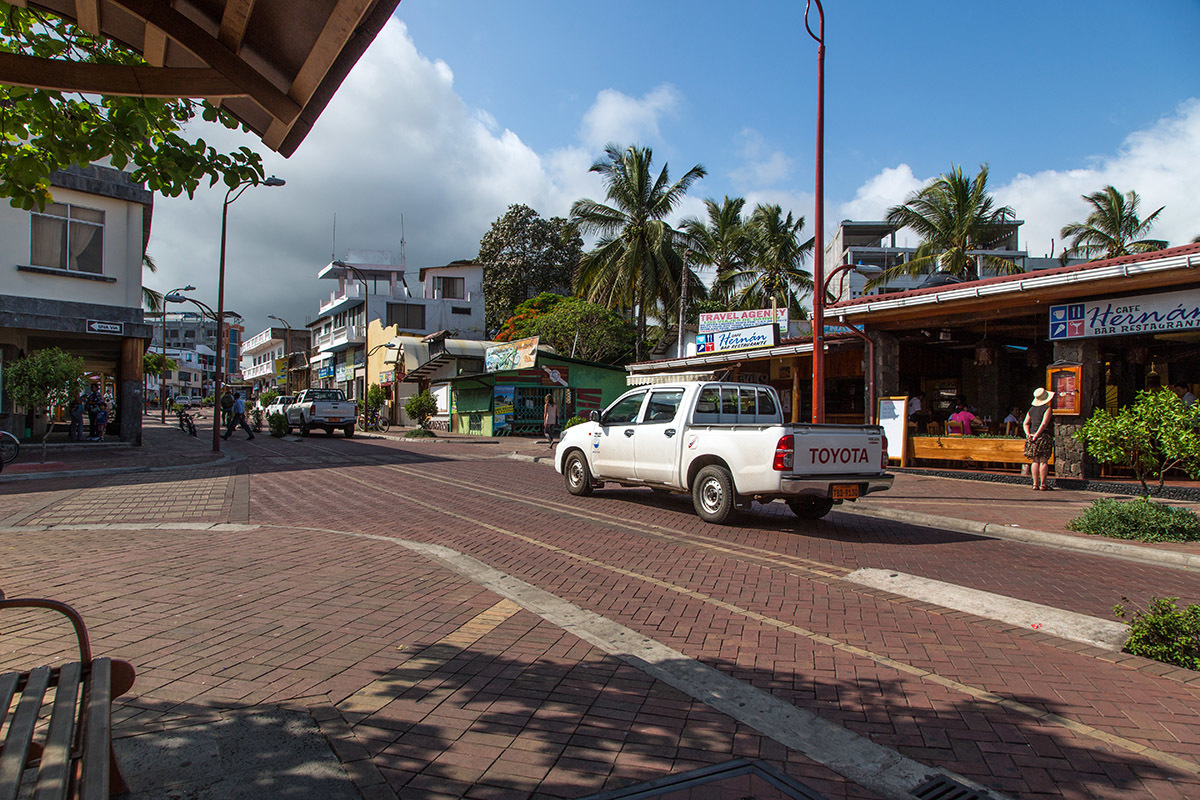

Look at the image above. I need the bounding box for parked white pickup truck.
[285,388,357,437]
[554,381,893,524]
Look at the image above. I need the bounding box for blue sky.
[146,0,1200,338]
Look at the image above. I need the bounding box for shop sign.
[274,358,287,380]
[315,365,334,379]
[1049,288,1200,340]
[696,323,779,354]
[335,364,353,382]
[485,336,539,372]
[493,385,515,434]
[699,308,788,334]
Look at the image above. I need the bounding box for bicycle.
[358,408,390,433]
[0,430,18,464]
[177,409,197,437]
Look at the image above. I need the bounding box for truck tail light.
[773,435,794,471]
[881,434,889,470]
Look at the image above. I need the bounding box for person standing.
[85,383,103,439]
[68,398,84,441]
[1023,388,1055,490]
[222,392,255,440]
[543,393,558,446]
[92,401,109,442]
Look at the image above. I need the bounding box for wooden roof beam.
[262,0,374,150]
[74,0,101,36]
[218,0,257,53]
[0,50,243,97]
[108,0,300,124]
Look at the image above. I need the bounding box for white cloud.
[730,128,793,189]
[578,85,680,152]
[832,101,1200,259]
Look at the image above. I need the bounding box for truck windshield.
[305,390,345,402]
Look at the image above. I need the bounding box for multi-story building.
[149,310,244,380]
[823,219,1038,303]
[0,165,154,443]
[242,325,311,395]
[308,250,485,401]
[145,345,214,403]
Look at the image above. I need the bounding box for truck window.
[602,391,646,425]
[756,388,778,419]
[721,388,738,418]
[644,390,684,423]
[694,386,720,423]
[739,387,757,416]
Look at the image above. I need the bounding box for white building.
[145,345,214,403]
[0,166,154,443]
[309,250,485,401]
[242,325,311,395]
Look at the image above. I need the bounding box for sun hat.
[1032,388,1055,406]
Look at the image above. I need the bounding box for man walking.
[222,392,255,440]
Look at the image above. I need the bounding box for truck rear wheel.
[787,497,834,520]
[693,465,735,524]
[299,420,310,437]
[564,451,594,497]
[344,425,355,438]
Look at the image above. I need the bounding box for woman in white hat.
[1023,387,1055,490]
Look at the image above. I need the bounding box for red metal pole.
[809,1,826,423]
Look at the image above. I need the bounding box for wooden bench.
[0,591,135,799]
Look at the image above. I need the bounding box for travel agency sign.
[1049,288,1200,340]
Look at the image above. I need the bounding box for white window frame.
[30,202,105,274]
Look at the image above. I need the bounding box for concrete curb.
[837,504,1200,571]
[514,451,1200,572]
[0,451,240,483]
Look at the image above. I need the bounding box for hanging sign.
[1049,288,1200,339]
[696,323,780,354]
[485,337,539,372]
[699,308,789,335]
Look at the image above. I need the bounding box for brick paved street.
[2,422,1199,800]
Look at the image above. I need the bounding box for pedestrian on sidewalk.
[220,387,235,427]
[543,393,558,446]
[222,392,255,440]
[91,402,109,442]
[1023,388,1055,490]
[85,383,102,439]
[67,398,83,441]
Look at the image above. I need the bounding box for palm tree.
[720,203,814,318]
[1059,186,1166,263]
[570,144,706,360]
[142,253,164,311]
[680,196,752,306]
[869,164,1019,289]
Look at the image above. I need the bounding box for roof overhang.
[5,0,403,157]
[828,244,1200,330]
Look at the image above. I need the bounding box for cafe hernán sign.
[1049,288,1200,340]
[697,322,780,354]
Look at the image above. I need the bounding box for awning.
[626,370,717,387]
[4,0,402,157]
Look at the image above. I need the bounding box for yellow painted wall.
[366,318,399,387]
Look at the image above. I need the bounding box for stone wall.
[1051,339,1102,482]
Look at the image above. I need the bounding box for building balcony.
[319,283,367,316]
[243,361,275,380]
[243,329,282,354]
[318,324,365,353]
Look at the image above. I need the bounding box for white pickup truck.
[554,381,893,524]
[285,388,357,437]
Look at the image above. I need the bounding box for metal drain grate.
[910,774,995,800]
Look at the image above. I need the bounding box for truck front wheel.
[564,451,594,497]
[787,497,835,520]
[693,465,735,524]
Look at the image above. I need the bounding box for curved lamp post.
[331,259,372,404]
[804,0,827,422]
[160,283,195,422]
[363,341,398,419]
[214,175,285,452]
[267,314,293,395]
[821,264,883,422]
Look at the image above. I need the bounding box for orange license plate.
[832,484,859,500]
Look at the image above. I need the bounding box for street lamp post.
[160,284,195,422]
[805,0,827,423]
[214,175,285,452]
[331,260,371,405]
[267,314,292,395]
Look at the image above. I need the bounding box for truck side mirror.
[589,410,601,423]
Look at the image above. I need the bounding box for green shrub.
[562,415,585,430]
[259,389,279,409]
[1075,389,1200,495]
[1114,597,1200,671]
[404,428,436,439]
[267,412,288,437]
[1067,497,1200,542]
[248,407,264,431]
[404,390,437,430]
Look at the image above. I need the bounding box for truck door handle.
[624,428,635,437]
[664,428,676,437]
